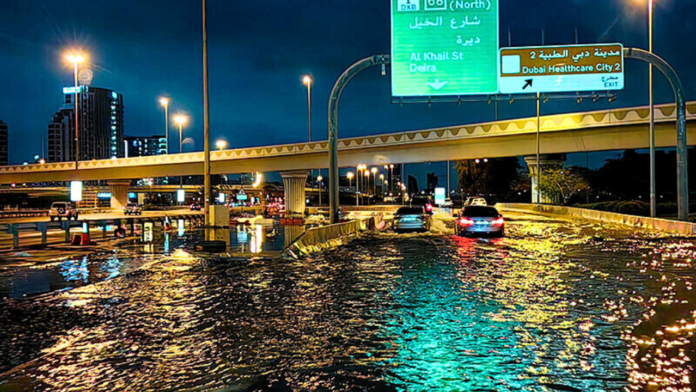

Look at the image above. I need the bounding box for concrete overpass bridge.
[1,102,694,211]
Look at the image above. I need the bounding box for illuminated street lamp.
[379,174,385,195]
[317,175,323,206]
[347,171,354,191]
[159,98,170,154]
[384,164,395,197]
[371,168,378,197]
[174,115,188,154]
[174,115,188,187]
[357,164,366,206]
[215,140,227,151]
[302,76,313,143]
[64,51,86,165]
[401,184,407,205]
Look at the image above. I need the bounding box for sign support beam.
[328,55,390,224]
[624,48,688,221]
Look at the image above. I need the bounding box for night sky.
[1,0,695,183]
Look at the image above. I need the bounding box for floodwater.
[0,213,694,391]
[0,223,297,299]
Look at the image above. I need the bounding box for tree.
[455,158,522,201]
[539,167,590,205]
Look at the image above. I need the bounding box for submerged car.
[394,206,431,233]
[455,206,505,238]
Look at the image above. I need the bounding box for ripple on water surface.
[1,215,695,391]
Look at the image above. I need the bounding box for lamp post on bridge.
[159,98,170,154]
[64,52,86,167]
[347,172,354,205]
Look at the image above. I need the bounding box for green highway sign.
[391,0,499,97]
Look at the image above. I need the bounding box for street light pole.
[160,98,170,154]
[536,92,541,204]
[179,121,184,187]
[73,61,79,165]
[202,0,212,221]
[303,76,312,142]
[356,166,361,206]
[175,115,188,187]
[648,0,656,218]
[317,175,323,207]
[65,53,85,166]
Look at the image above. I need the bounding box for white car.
[49,202,79,221]
[464,197,487,207]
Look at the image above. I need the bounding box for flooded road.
[0,213,695,391]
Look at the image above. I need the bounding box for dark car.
[394,206,431,233]
[455,206,505,238]
[410,194,434,214]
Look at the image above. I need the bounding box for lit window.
[112,92,118,99]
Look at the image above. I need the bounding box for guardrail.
[0,212,205,249]
[283,218,373,259]
[0,210,49,219]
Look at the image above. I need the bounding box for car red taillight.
[426,204,433,212]
[459,218,474,226]
[492,218,505,226]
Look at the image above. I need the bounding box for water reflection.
[59,257,89,283]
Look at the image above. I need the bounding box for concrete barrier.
[496,203,696,236]
[283,218,372,259]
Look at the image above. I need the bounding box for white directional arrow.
[426,79,449,90]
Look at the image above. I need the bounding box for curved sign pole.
[625,48,689,221]
[328,55,391,224]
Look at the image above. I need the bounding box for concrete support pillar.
[108,180,131,211]
[524,154,567,204]
[281,171,309,216]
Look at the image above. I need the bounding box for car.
[394,206,431,233]
[463,197,488,207]
[190,203,202,211]
[48,202,79,221]
[411,194,434,214]
[123,203,143,216]
[442,198,454,208]
[455,206,505,238]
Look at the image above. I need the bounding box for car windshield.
[397,207,423,215]
[52,203,67,208]
[462,206,499,218]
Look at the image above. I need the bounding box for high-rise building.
[124,135,167,157]
[0,121,8,166]
[48,86,124,162]
[427,172,439,190]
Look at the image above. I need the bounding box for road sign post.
[500,44,624,94]
[391,0,499,97]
